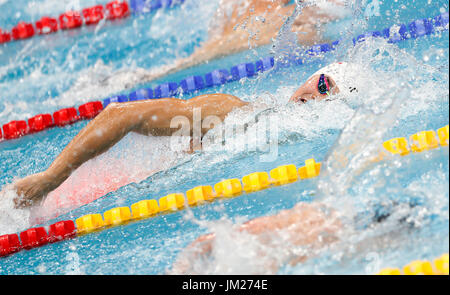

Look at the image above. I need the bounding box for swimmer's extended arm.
[13,94,248,208]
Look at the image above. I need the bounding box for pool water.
[0,0,448,274]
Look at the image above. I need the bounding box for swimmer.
[170,202,343,274]
[111,0,346,87]
[12,62,362,208]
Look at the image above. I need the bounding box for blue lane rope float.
[0,12,448,142]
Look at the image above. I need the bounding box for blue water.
[0,0,448,274]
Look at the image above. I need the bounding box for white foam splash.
[405,168,449,224]
[0,184,32,236]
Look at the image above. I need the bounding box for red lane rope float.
[48,221,77,242]
[0,29,12,44]
[35,17,59,35]
[59,11,83,30]
[82,5,106,26]
[0,234,21,257]
[11,22,35,40]
[28,114,54,133]
[2,120,28,140]
[107,1,132,20]
[19,227,49,250]
[78,101,104,119]
[53,107,80,127]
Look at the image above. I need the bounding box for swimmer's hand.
[13,172,56,208]
[171,203,342,274]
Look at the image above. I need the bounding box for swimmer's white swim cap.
[313,62,363,95]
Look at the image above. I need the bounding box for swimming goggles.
[317,74,330,96]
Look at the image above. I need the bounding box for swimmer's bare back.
[137,0,342,84]
[13,94,249,208]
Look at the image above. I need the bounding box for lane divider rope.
[1,124,448,261]
[377,253,449,275]
[0,0,185,44]
[0,12,448,143]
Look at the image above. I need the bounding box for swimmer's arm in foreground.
[171,202,342,274]
[13,94,249,208]
[172,200,405,274]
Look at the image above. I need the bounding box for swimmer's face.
[289,74,340,103]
